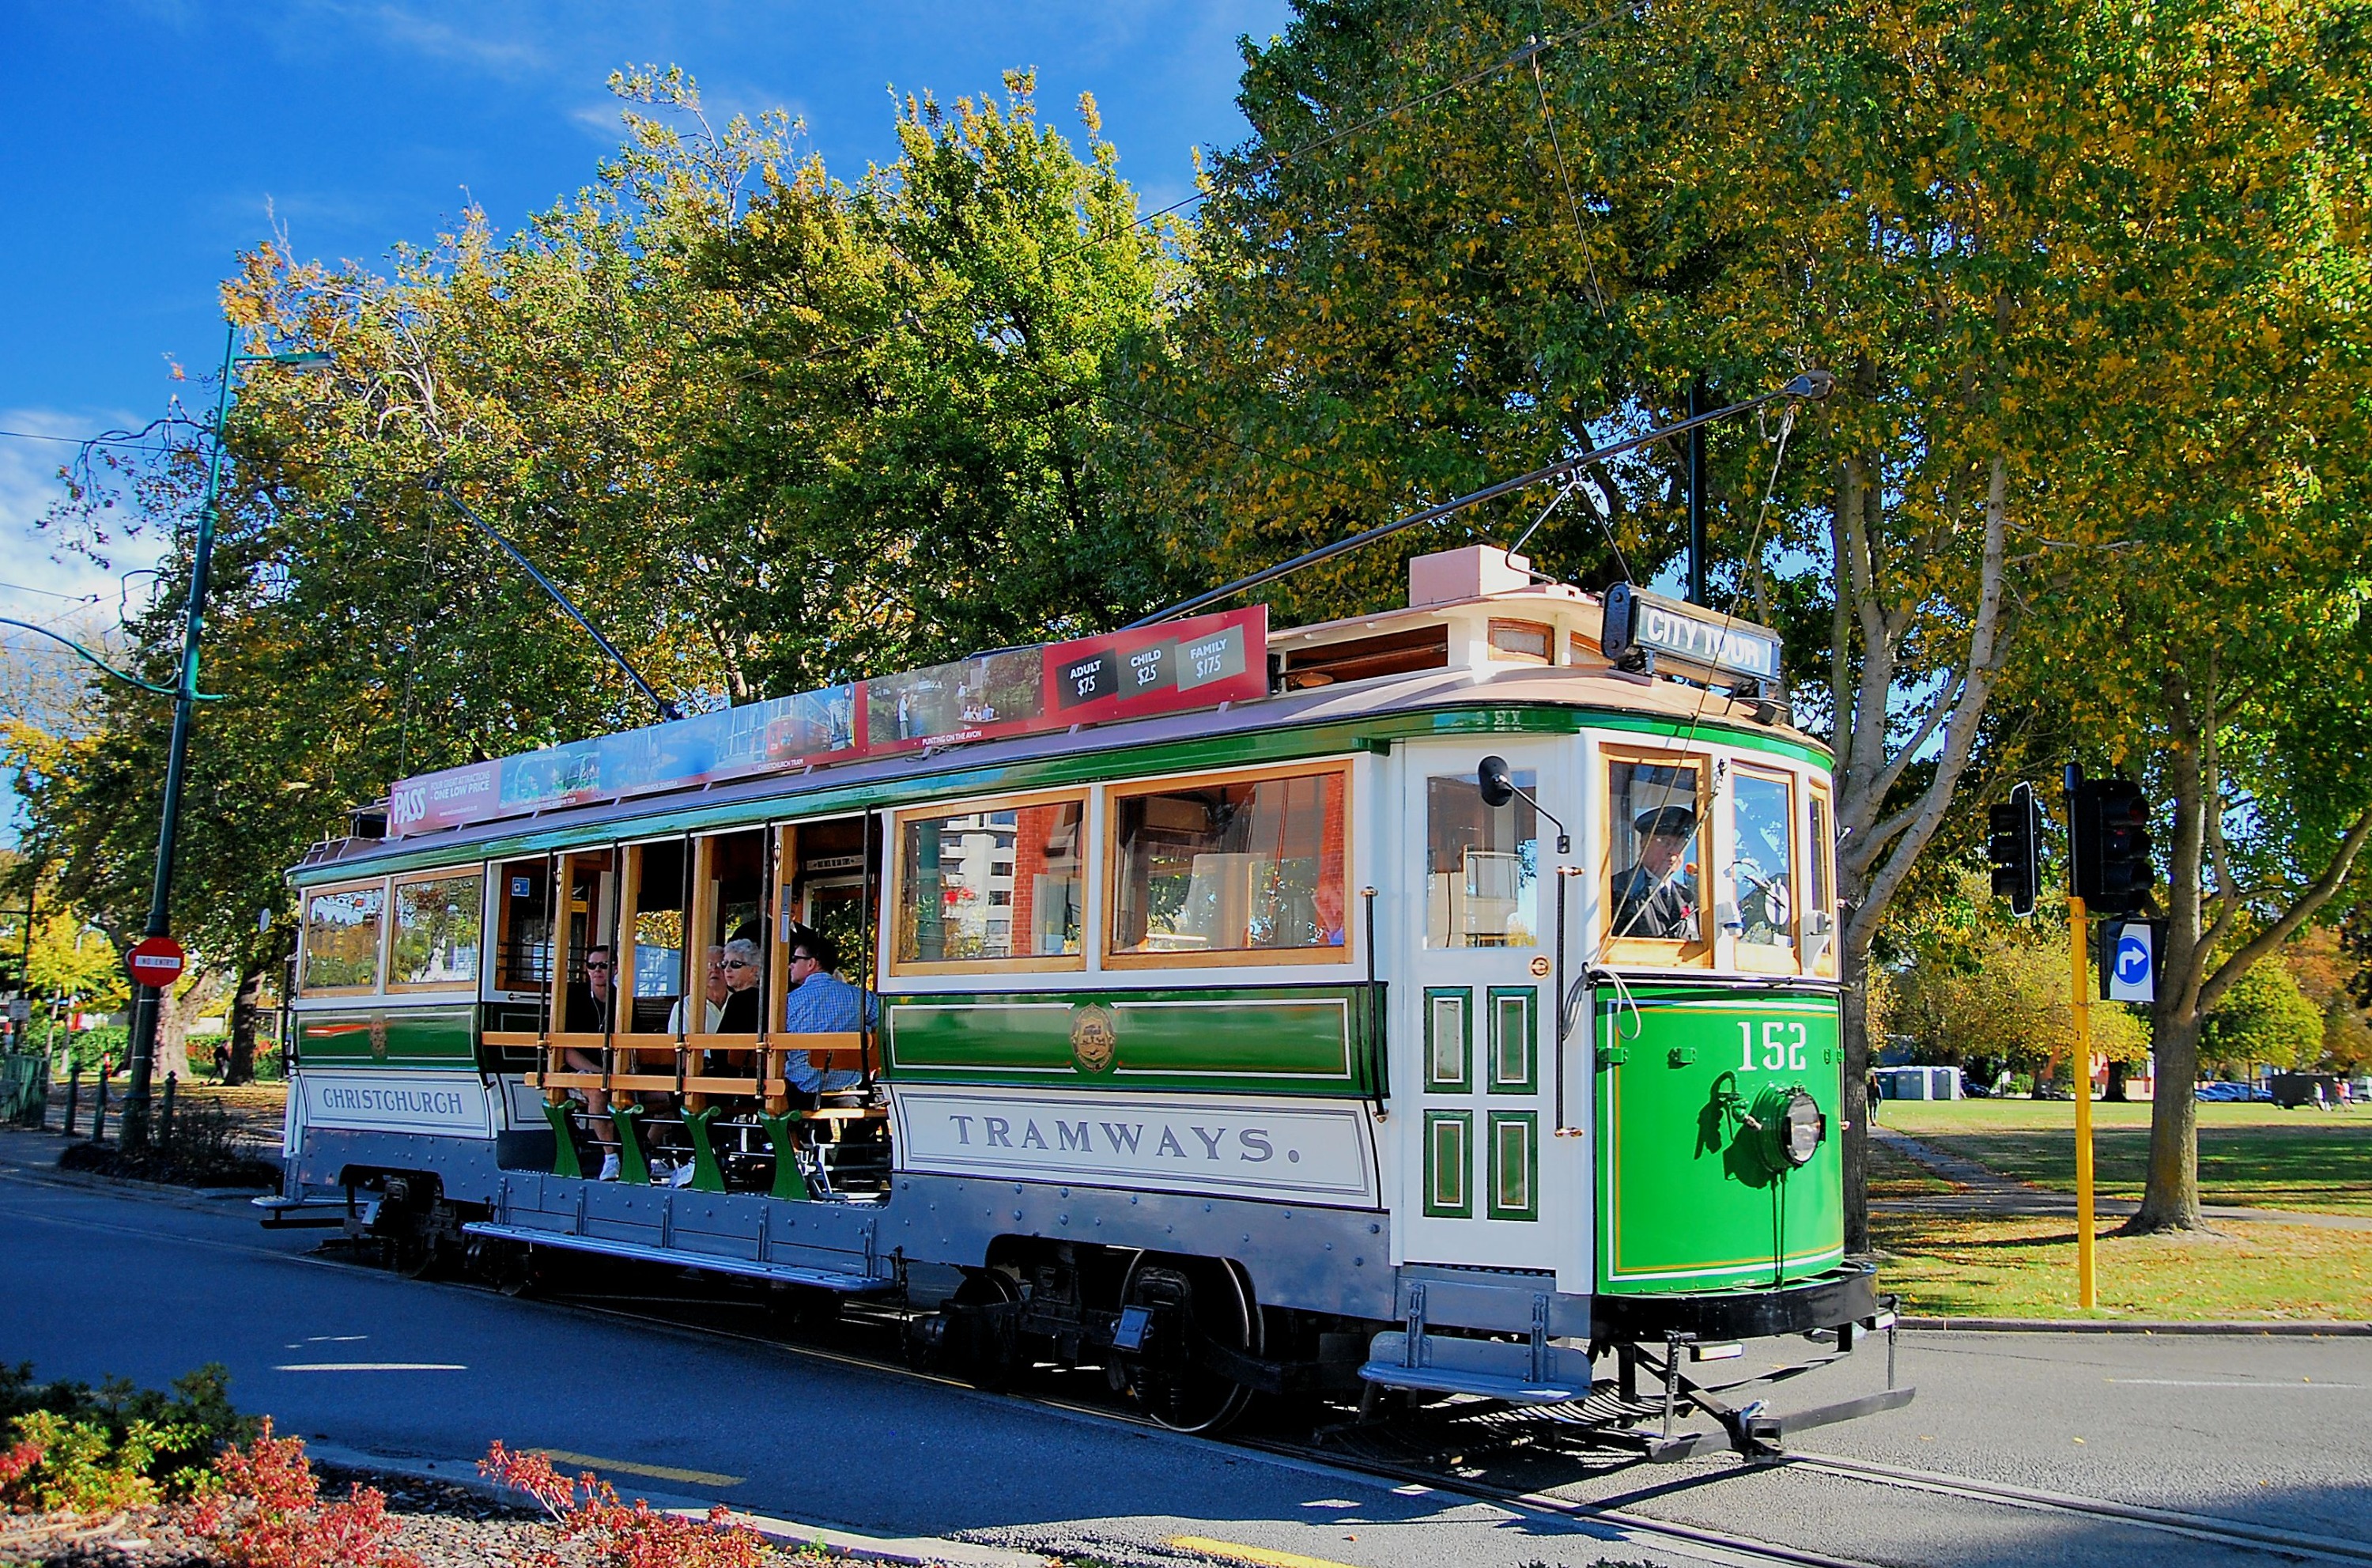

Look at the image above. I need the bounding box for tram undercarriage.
[304,1154,1909,1457]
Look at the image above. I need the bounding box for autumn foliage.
[182,1419,419,1568]
[480,1441,772,1568]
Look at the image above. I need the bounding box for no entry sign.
[127,935,187,989]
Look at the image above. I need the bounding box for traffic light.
[1988,781,2042,916]
[2072,776,2154,915]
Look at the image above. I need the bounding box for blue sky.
[0,0,1295,839]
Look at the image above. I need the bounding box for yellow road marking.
[1165,1535,1362,1568]
[531,1449,746,1488]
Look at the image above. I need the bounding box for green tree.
[1153,0,2366,1247]
[691,70,1187,689]
[2201,959,2325,1076]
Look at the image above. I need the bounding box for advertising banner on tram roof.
[385,606,1267,837]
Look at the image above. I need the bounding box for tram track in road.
[1776,1450,2372,1566]
[510,1265,2372,1568]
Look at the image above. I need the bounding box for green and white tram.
[273,543,1905,1447]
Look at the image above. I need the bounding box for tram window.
[625,840,686,1033]
[1603,757,1705,949]
[894,798,1084,968]
[693,829,771,1030]
[1808,786,1838,977]
[492,859,553,996]
[557,850,617,1033]
[1109,768,1347,962]
[387,871,482,989]
[1425,773,1538,948]
[786,816,872,989]
[300,882,383,994]
[1728,769,1797,961]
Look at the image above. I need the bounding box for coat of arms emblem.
[1069,1003,1117,1075]
[368,1015,389,1059]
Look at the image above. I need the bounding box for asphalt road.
[4,1132,2366,1568]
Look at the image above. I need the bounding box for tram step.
[462,1220,897,1294]
[1358,1330,1591,1405]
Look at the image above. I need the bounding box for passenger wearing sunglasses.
[565,946,619,1177]
[716,937,765,1033]
[779,928,868,1101]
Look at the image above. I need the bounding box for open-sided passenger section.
[465,818,888,1198]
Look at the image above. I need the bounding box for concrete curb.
[1901,1317,2372,1336]
[306,1443,1047,1567]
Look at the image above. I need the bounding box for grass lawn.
[1872,1209,2372,1321]
[1879,1099,2372,1215]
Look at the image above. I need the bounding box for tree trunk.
[2105,1058,2129,1102]
[153,975,213,1083]
[225,965,263,1085]
[2130,1008,2204,1230]
[1839,935,1874,1255]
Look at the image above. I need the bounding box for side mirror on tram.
[1478,755,1516,809]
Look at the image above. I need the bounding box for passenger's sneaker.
[598,1152,621,1181]
[668,1161,697,1188]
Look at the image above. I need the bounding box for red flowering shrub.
[183,1419,419,1568]
[480,1441,770,1568]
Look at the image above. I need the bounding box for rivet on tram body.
[1354,1257,1365,1267]
[1059,1214,1069,1226]
[1014,1210,1024,1221]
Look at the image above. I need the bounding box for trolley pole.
[2069,892,2097,1309]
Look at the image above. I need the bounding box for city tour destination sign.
[387,606,1268,837]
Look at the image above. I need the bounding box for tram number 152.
[1739,1021,1809,1072]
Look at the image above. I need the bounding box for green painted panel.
[1595,984,1845,1294]
[882,984,1372,1097]
[294,1005,477,1067]
[298,702,1829,886]
[1424,1110,1473,1217]
[1487,1110,1539,1221]
[1424,988,1471,1091]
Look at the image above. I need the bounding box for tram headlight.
[1777,1087,1825,1168]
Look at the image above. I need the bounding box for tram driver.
[1609,805,1698,942]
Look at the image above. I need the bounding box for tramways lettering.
[896,1087,1377,1205]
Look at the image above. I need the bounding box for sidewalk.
[1869,1124,2372,1233]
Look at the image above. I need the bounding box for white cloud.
[0,410,170,637]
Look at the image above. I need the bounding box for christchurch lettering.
[945,1111,1286,1162]
[318,1085,468,1117]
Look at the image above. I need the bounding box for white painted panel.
[893,1086,1376,1206]
[300,1071,494,1138]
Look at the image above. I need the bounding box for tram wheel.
[944,1266,1023,1392]
[1116,1253,1259,1435]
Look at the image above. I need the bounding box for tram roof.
[295,654,1829,886]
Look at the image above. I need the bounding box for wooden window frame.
[1808,779,1839,980]
[1728,762,1802,976]
[1596,742,1714,969]
[1102,759,1356,972]
[1485,617,1554,664]
[886,787,1091,978]
[383,867,485,994]
[297,878,387,998]
[618,836,692,1037]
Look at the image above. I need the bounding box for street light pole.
[119,329,329,1149]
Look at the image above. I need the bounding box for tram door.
[1396,742,1590,1287]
